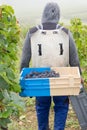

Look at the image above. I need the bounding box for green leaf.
[2,109,12,118]
[0,112,2,118]
[0,22,5,29]
[6,68,15,81]
[3,90,11,103]
[9,82,21,93]
[0,65,4,72]
[10,92,25,110]
[5,5,14,14]
[0,118,11,128]
[0,64,6,73]
[0,91,4,100]
[0,75,9,90]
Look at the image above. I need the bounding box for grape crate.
[19,67,81,97]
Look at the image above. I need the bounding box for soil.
[8,103,81,130]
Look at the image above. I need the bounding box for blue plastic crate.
[19,67,51,97]
[19,67,81,97]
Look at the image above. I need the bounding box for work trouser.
[36,96,69,130]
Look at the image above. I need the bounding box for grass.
[8,98,81,130]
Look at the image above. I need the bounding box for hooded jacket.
[20,2,81,74]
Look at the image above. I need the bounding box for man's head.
[41,2,60,24]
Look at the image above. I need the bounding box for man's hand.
[81,77,84,84]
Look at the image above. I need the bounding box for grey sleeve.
[20,31,31,71]
[69,31,82,74]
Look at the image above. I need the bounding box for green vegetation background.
[0,4,87,130]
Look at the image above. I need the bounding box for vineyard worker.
[20,2,82,130]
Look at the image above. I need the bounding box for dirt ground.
[8,103,81,130]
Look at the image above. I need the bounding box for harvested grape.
[25,70,60,78]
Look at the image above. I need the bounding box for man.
[20,2,82,130]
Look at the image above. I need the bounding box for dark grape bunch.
[25,70,60,79]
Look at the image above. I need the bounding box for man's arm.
[20,27,38,72]
[20,31,31,71]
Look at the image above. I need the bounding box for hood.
[41,2,60,24]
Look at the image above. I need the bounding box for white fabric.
[31,28,69,67]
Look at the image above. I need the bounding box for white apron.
[31,27,69,67]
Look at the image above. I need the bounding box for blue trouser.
[36,96,69,130]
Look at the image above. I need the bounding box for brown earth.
[8,103,81,130]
